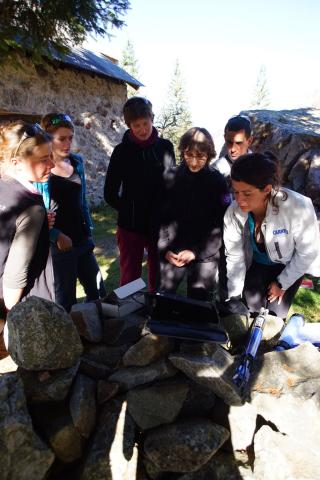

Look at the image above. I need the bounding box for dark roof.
[53,46,143,89]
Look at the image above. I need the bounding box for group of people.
[0,114,106,354]
[105,97,320,320]
[0,96,319,355]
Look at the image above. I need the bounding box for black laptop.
[144,291,228,343]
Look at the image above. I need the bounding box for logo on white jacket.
[273,228,288,235]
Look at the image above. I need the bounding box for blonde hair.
[0,121,51,167]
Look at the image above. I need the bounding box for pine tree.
[250,65,271,109]
[156,60,192,155]
[120,39,140,98]
[0,0,130,65]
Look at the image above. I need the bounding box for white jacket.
[224,188,320,298]
[212,150,253,178]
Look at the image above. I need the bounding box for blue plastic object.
[275,313,320,350]
[233,307,268,390]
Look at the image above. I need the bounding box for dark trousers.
[243,261,302,319]
[117,226,159,292]
[160,258,219,301]
[52,240,106,312]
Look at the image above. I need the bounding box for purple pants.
[116,227,159,292]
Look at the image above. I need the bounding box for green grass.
[79,204,320,322]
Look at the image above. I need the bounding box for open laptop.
[144,291,228,343]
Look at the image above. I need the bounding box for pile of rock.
[1,296,320,480]
[242,108,320,214]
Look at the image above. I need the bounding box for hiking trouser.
[116,226,159,292]
[243,261,302,319]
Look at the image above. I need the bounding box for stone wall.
[2,297,320,479]
[0,57,128,204]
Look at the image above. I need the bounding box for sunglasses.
[12,123,51,159]
[48,114,72,126]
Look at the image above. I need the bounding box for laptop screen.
[145,291,220,325]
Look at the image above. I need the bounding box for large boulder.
[144,419,230,473]
[242,108,320,213]
[18,362,79,403]
[127,380,189,430]
[169,344,243,406]
[7,296,83,370]
[0,373,54,479]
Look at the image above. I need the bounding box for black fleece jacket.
[104,130,175,237]
[158,163,231,262]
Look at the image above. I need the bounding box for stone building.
[0,47,142,204]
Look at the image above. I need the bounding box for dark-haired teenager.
[104,97,175,291]
[212,115,253,182]
[159,127,231,301]
[40,113,106,312]
[224,152,320,318]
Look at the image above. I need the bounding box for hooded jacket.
[224,188,320,297]
[158,163,231,262]
[104,129,175,237]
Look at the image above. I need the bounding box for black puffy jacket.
[158,163,231,262]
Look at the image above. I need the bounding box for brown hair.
[0,121,51,167]
[41,113,74,134]
[123,97,154,126]
[231,152,287,207]
[178,127,216,164]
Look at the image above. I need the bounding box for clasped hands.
[165,249,195,267]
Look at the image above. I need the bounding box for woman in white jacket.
[224,152,320,318]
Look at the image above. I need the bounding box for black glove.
[218,296,249,317]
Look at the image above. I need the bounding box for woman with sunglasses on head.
[158,127,231,301]
[224,152,320,319]
[0,121,55,352]
[40,113,106,312]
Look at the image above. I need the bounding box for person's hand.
[47,210,56,229]
[165,251,182,267]
[56,233,73,252]
[268,281,285,304]
[177,250,196,266]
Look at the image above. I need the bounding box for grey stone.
[18,362,79,403]
[7,296,83,370]
[70,374,96,438]
[102,313,146,346]
[123,333,174,367]
[81,400,138,480]
[127,381,189,429]
[79,357,113,380]
[83,342,128,366]
[170,345,243,406]
[221,314,248,346]
[251,394,320,455]
[250,342,320,397]
[243,108,320,213]
[71,302,102,343]
[253,425,320,480]
[108,359,177,391]
[97,380,119,404]
[44,414,83,463]
[228,402,258,451]
[0,373,54,479]
[180,380,216,417]
[221,314,283,351]
[144,419,230,473]
[177,451,253,480]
